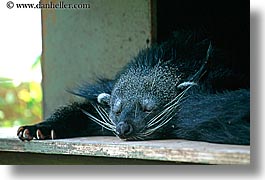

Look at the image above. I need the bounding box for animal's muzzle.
[116,121,133,139]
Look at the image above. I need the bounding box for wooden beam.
[0,128,250,164]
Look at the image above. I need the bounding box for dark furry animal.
[17,32,250,145]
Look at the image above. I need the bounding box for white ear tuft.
[97,93,111,105]
[177,81,197,89]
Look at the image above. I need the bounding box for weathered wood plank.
[0,151,177,165]
[0,128,250,164]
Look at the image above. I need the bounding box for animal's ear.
[97,93,111,105]
[177,81,197,90]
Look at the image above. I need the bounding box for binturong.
[17,31,250,145]
[85,42,212,140]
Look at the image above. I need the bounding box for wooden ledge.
[0,127,250,164]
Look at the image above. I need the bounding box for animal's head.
[84,64,194,140]
[82,43,212,140]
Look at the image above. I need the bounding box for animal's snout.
[116,121,133,139]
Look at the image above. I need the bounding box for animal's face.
[84,64,195,141]
[109,90,161,140]
[107,66,183,140]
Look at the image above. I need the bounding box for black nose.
[116,122,133,138]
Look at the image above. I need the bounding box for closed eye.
[143,107,153,113]
[115,110,121,116]
[142,99,156,113]
[142,104,155,113]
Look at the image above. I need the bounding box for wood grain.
[0,127,250,164]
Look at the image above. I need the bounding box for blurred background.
[0,6,42,127]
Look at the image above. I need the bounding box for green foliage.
[0,81,42,127]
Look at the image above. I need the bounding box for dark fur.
[17,32,250,145]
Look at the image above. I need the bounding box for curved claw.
[17,127,32,141]
[36,129,44,140]
[51,129,56,140]
[17,126,56,141]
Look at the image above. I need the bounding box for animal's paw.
[17,125,56,141]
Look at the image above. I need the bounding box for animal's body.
[17,32,250,145]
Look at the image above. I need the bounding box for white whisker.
[96,105,115,125]
[93,105,115,129]
[142,86,193,137]
[81,108,115,132]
